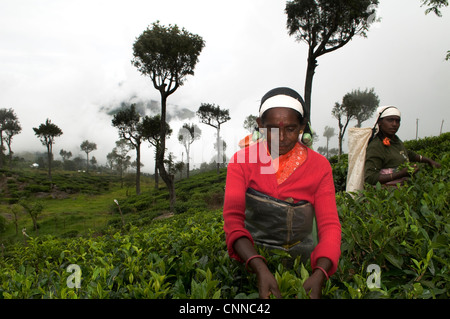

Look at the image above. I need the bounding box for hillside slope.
[0,133,449,299]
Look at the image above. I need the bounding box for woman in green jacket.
[364,106,441,186]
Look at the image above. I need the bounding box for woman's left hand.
[420,155,441,169]
[302,269,326,299]
[428,159,441,169]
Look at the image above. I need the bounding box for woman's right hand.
[254,264,282,299]
[233,237,282,299]
[399,164,419,177]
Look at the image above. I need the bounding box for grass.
[0,167,225,244]
[0,169,155,243]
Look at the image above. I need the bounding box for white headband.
[259,94,304,118]
[377,106,401,119]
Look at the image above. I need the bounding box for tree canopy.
[132,21,205,96]
[332,88,380,157]
[421,0,448,16]
[285,0,379,119]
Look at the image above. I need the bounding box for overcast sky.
[1,0,449,173]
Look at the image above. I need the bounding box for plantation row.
[0,170,120,204]
[0,133,448,299]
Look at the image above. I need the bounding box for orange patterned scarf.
[271,142,308,185]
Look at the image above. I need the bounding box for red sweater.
[223,142,342,276]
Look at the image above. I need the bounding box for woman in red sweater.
[223,87,341,299]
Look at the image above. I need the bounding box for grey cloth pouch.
[244,188,317,265]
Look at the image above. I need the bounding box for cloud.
[0,0,449,172]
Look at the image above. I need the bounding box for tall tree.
[178,123,201,178]
[112,104,144,195]
[60,149,72,162]
[243,115,258,133]
[0,108,21,168]
[80,140,97,173]
[323,126,336,159]
[33,119,63,181]
[285,0,379,120]
[132,21,205,211]
[345,88,380,127]
[141,114,172,189]
[20,200,43,235]
[4,118,22,168]
[197,103,230,174]
[108,139,132,188]
[331,88,379,157]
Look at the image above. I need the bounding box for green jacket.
[364,135,417,185]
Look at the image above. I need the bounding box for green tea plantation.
[0,133,449,299]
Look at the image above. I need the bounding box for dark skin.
[377,116,441,184]
[233,107,332,299]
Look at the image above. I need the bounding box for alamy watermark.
[366,264,381,289]
[66,264,81,289]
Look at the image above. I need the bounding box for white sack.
[346,127,373,193]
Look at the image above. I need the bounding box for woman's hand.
[399,164,420,177]
[303,269,326,299]
[304,258,332,299]
[416,154,441,169]
[233,237,282,299]
[254,264,282,299]
[426,158,441,169]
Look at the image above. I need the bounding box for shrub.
[0,135,447,299]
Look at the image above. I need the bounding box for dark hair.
[259,87,307,125]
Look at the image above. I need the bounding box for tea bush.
[0,134,448,299]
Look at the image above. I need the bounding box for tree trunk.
[0,134,4,169]
[186,144,190,179]
[135,142,141,195]
[157,93,176,212]
[303,52,318,122]
[32,216,38,235]
[47,143,52,182]
[7,142,13,168]
[216,126,220,175]
[154,155,159,189]
[186,162,190,179]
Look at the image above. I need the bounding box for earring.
[252,130,261,141]
[253,127,263,141]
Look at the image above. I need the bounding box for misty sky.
[1,0,449,173]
